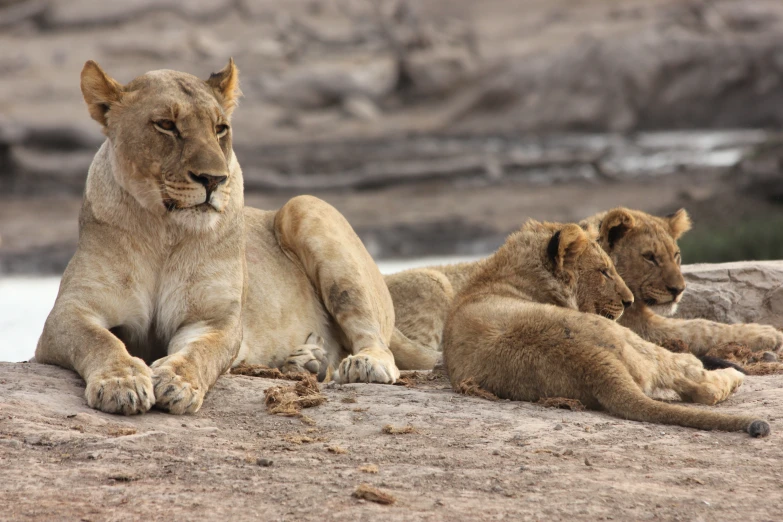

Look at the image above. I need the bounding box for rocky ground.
[2,261,783,520]
[2,363,782,521]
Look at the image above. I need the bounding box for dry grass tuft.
[327,445,348,454]
[382,424,417,435]
[231,363,310,381]
[359,464,379,473]
[264,374,327,417]
[457,378,499,401]
[352,484,396,505]
[537,397,586,411]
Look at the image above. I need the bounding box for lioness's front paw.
[742,325,783,353]
[334,353,399,384]
[85,357,154,415]
[151,355,204,415]
[282,334,330,381]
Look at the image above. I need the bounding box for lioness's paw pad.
[151,362,204,415]
[282,343,329,381]
[85,358,154,415]
[334,354,397,384]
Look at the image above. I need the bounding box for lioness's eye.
[643,252,658,266]
[600,269,611,279]
[153,119,179,135]
[216,124,229,138]
[675,251,681,264]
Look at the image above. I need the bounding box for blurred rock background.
[2,0,783,274]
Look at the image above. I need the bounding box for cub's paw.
[695,368,745,405]
[741,325,783,353]
[281,333,330,381]
[334,352,400,384]
[151,355,204,415]
[85,357,154,415]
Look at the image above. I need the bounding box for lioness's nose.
[189,172,227,191]
[622,300,633,309]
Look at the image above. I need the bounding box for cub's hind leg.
[623,332,744,406]
[281,333,330,381]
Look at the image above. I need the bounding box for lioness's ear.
[666,208,692,239]
[81,60,124,127]
[548,224,589,272]
[206,58,241,117]
[600,208,635,249]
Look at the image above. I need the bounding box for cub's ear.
[548,224,589,272]
[80,60,124,128]
[666,208,692,239]
[599,208,635,248]
[206,58,241,117]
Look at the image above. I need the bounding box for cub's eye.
[153,119,179,136]
[674,251,682,264]
[216,124,229,138]
[643,252,658,266]
[600,269,612,279]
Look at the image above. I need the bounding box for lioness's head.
[80,59,242,229]
[496,221,633,320]
[585,208,691,315]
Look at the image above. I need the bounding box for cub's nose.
[622,300,633,309]
[189,172,228,192]
[667,285,685,298]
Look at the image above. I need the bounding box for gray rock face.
[678,261,783,328]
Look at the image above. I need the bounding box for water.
[0,256,481,363]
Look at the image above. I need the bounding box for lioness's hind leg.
[275,195,399,385]
[281,333,330,381]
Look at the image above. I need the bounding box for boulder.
[679,260,783,328]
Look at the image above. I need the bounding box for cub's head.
[585,207,691,315]
[80,59,242,229]
[544,223,634,320]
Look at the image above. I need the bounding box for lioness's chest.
[114,247,241,363]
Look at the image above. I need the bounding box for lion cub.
[442,221,769,437]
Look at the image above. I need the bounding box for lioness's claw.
[151,356,204,414]
[85,357,154,415]
[282,340,330,381]
[334,354,398,384]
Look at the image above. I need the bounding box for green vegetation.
[680,215,783,263]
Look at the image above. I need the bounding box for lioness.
[386,208,783,369]
[442,221,769,436]
[35,60,399,415]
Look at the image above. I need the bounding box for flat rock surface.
[680,261,783,328]
[1,362,782,520]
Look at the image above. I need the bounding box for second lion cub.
[442,221,769,436]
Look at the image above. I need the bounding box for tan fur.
[442,221,768,436]
[387,208,783,369]
[36,61,399,415]
[582,208,783,355]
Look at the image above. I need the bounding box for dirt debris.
[382,424,417,435]
[359,464,379,474]
[537,397,586,412]
[231,363,310,381]
[352,484,396,505]
[264,375,327,416]
[327,445,348,454]
[704,342,783,375]
[457,378,499,401]
[106,426,137,437]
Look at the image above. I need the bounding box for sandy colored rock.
[678,261,783,328]
[1,361,783,520]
